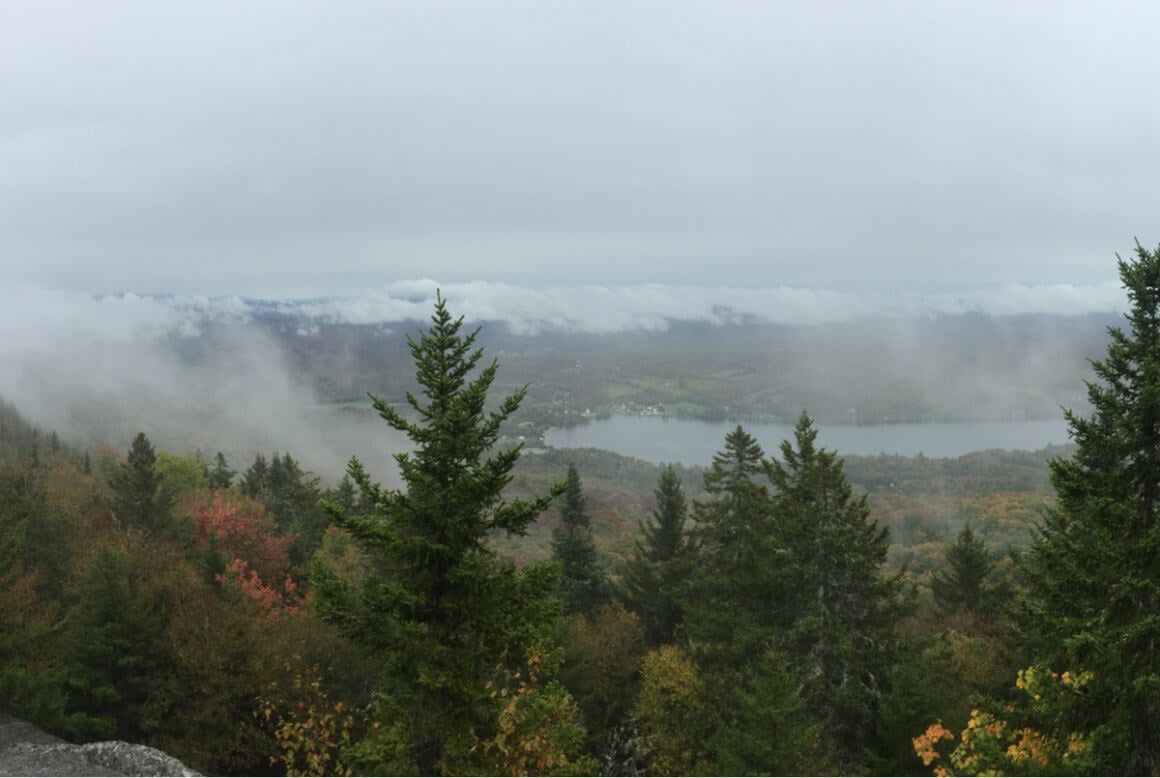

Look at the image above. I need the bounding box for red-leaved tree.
[194,493,301,618]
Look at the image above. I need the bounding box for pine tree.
[551,465,608,615]
[620,464,693,646]
[311,294,581,775]
[1018,241,1160,774]
[931,523,995,615]
[207,452,234,490]
[769,412,903,772]
[110,432,174,538]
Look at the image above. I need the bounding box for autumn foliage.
[193,492,302,617]
[913,667,1095,776]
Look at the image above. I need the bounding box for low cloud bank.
[0,279,1122,475]
[283,279,1126,334]
[0,284,406,481]
[3,280,1124,348]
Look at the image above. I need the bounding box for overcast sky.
[3,0,1159,300]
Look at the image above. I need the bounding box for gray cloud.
[285,279,1125,334]
[2,1,1159,295]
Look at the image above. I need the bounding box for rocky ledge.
[0,715,198,777]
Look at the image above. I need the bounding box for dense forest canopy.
[5,245,1160,775]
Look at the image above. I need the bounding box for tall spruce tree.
[1018,241,1160,774]
[311,294,584,775]
[239,454,268,501]
[110,432,174,538]
[679,426,824,773]
[551,465,608,615]
[266,452,326,563]
[682,426,785,660]
[931,523,995,616]
[64,542,164,741]
[620,464,693,646]
[207,452,234,490]
[0,466,68,729]
[769,412,903,772]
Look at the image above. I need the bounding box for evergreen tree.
[239,454,268,501]
[676,427,827,770]
[329,474,358,514]
[264,452,326,565]
[311,294,582,775]
[109,433,174,538]
[707,648,823,776]
[551,465,608,615]
[931,523,995,615]
[682,426,784,660]
[1018,241,1160,774]
[0,466,68,729]
[620,464,693,646]
[64,542,164,741]
[207,452,234,490]
[769,412,903,772]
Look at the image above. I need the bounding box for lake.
[544,415,1072,465]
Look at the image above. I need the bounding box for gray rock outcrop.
[0,715,199,777]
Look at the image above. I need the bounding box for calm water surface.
[544,416,1071,465]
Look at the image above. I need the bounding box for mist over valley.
[0,281,1114,479]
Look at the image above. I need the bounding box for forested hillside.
[4,247,1160,775]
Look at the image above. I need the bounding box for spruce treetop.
[931,523,995,616]
[1019,240,1160,774]
[311,293,573,774]
[110,432,174,537]
[551,464,608,615]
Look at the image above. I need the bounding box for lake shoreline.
[544,415,1073,465]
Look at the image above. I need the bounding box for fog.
[0,280,1122,475]
[281,279,1123,335]
[0,284,409,483]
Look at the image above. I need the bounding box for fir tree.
[0,466,68,729]
[264,452,326,564]
[682,426,784,659]
[551,465,608,615]
[931,523,995,615]
[239,454,268,501]
[620,464,693,646]
[207,452,235,490]
[311,294,582,775]
[330,474,357,514]
[769,412,903,772]
[1018,241,1160,774]
[64,543,164,741]
[109,432,174,538]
